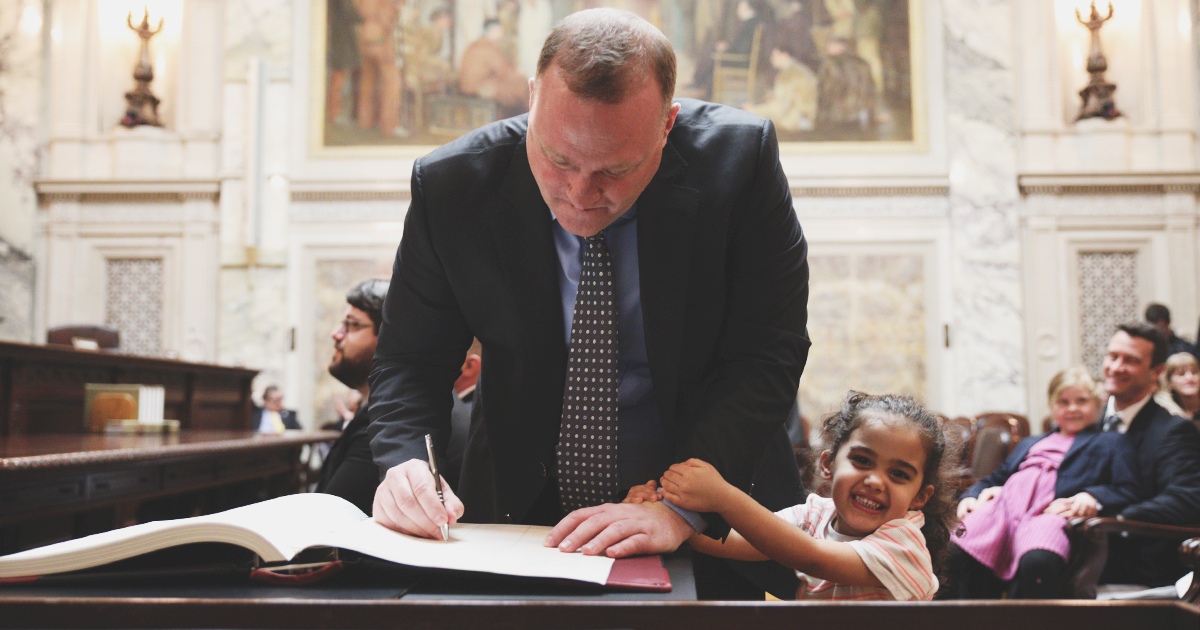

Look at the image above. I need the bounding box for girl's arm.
[686,530,768,561]
[661,458,882,587]
[715,487,884,588]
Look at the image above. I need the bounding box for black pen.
[424,434,450,541]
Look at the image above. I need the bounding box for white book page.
[323,520,615,585]
[189,493,371,559]
[0,494,367,577]
[0,494,615,584]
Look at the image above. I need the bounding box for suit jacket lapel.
[493,138,566,370]
[637,141,698,432]
[1124,398,1161,449]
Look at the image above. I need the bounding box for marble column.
[217,0,295,390]
[942,0,1026,414]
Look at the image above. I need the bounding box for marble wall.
[0,238,33,342]
[0,2,43,343]
[218,266,290,402]
[941,0,1026,414]
[802,251,929,418]
[224,0,294,81]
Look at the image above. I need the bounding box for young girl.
[657,392,955,600]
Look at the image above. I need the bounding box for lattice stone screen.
[1077,251,1138,375]
[105,258,164,357]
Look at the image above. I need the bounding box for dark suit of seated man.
[1098,322,1200,587]
[254,385,300,433]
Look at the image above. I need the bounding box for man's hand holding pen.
[425,434,450,541]
[373,458,464,540]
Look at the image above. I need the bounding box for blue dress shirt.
[551,204,704,530]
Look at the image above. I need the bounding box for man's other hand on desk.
[545,500,693,558]
[373,459,463,539]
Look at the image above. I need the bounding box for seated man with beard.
[315,279,391,512]
[316,279,475,510]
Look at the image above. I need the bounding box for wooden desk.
[0,599,1195,629]
[0,431,338,554]
[0,341,259,435]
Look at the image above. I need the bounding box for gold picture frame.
[309,0,926,157]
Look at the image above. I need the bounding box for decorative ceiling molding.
[1019,172,1200,195]
[34,180,221,204]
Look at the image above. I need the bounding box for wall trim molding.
[285,176,952,201]
[34,180,221,204]
[790,176,950,197]
[1019,172,1200,195]
[291,190,411,202]
[290,181,411,202]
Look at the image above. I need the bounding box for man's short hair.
[1145,302,1171,325]
[1117,321,1169,367]
[346,279,390,334]
[536,8,676,109]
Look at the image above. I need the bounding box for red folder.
[605,555,671,592]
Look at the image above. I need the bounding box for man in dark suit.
[315,279,391,513]
[253,385,300,433]
[367,9,809,598]
[1100,322,1200,587]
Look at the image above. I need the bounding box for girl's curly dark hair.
[816,391,959,583]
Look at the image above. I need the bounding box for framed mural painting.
[310,0,924,156]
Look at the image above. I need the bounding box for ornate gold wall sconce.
[1074,1,1122,121]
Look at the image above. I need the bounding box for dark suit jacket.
[368,100,811,535]
[962,426,1139,513]
[444,388,475,492]
[1104,397,1200,586]
[252,406,300,432]
[317,389,475,515]
[315,406,376,514]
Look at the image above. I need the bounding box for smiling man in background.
[1099,322,1200,587]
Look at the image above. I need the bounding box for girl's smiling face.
[1052,384,1100,436]
[820,415,934,538]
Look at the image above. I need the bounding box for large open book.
[0,493,669,591]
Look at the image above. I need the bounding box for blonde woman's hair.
[1047,366,1103,407]
[1164,352,1200,399]
[1165,352,1199,382]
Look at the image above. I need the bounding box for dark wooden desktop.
[0,543,1193,629]
[0,597,1195,629]
[0,341,338,554]
[0,430,338,553]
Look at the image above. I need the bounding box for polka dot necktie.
[557,234,620,512]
